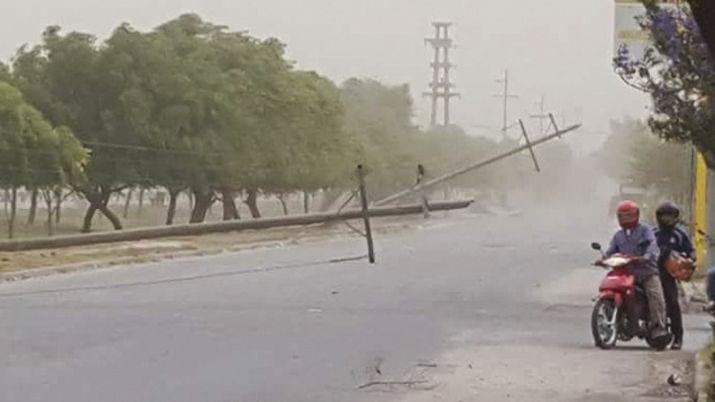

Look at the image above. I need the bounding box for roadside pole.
[707,168,715,272]
[357,165,376,264]
[694,153,709,270]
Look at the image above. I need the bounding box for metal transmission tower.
[493,69,519,138]
[424,22,459,127]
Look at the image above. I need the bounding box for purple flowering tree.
[614,3,715,167]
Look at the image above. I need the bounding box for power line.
[0,255,367,298]
[81,140,224,157]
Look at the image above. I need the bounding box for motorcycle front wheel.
[592,298,619,349]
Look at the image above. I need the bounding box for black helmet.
[656,202,680,230]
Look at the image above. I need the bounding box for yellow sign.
[695,152,708,269]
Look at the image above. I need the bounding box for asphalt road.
[0,207,710,402]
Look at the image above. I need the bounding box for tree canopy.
[616,2,715,167]
[1,14,507,235]
[0,81,87,237]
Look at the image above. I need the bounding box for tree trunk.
[244,189,261,219]
[3,189,8,216]
[98,189,122,230]
[221,188,240,221]
[189,189,214,224]
[27,188,38,225]
[8,187,16,239]
[82,203,98,233]
[137,188,145,217]
[123,189,133,219]
[303,192,311,214]
[43,191,54,237]
[98,203,123,230]
[688,1,715,58]
[277,194,289,216]
[54,188,62,224]
[81,189,123,232]
[165,188,181,226]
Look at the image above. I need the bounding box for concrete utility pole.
[357,165,376,264]
[493,69,519,138]
[424,22,459,127]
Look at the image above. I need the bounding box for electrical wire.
[0,254,368,298]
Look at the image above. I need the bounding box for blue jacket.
[605,223,660,279]
[654,225,696,269]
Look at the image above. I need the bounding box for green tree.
[0,82,87,238]
[339,78,417,198]
[12,27,133,232]
[598,118,691,205]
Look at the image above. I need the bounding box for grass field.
[0,193,326,240]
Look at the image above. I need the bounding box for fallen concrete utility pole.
[0,200,473,252]
[375,123,581,206]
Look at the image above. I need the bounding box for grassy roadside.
[0,199,326,240]
[697,342,715,402]
[0,214,431,281]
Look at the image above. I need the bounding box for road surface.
[0,206,710,402]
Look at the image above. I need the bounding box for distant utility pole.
[493,69,519,138]
[424,22,459,127]
[530,95,550,134]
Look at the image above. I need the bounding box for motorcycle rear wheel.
[592,299,619,349]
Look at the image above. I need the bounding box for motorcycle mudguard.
[598,291,624,307]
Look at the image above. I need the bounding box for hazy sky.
[0,0,649,150]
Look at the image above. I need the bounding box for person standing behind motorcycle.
[654,203,696,350]
[604,201,671,343]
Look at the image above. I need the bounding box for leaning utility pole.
[493,69,519,138]
[375,123,582,206]
[424,22,459,127]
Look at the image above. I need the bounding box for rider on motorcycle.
[654,202,695,350]
[603,201,670,342]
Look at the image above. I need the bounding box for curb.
[0,201,471,252]
[0,216,431,283]
[695,323,715,402]
[696,351,710,402]
[0,246,233,283]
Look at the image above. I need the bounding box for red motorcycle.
[589,242,671,350]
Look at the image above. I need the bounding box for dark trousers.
[660,271,683,340]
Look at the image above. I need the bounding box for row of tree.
[0,14,503,238]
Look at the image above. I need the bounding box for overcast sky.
[0,0,649,150]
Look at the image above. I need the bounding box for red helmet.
[617,200,640,230]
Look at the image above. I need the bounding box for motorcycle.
[589,242,672,351]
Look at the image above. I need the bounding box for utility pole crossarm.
[374,124,582,206]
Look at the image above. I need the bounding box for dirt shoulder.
[375,344,697,402]
[0,214,432,282]
[365,267,712,402]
